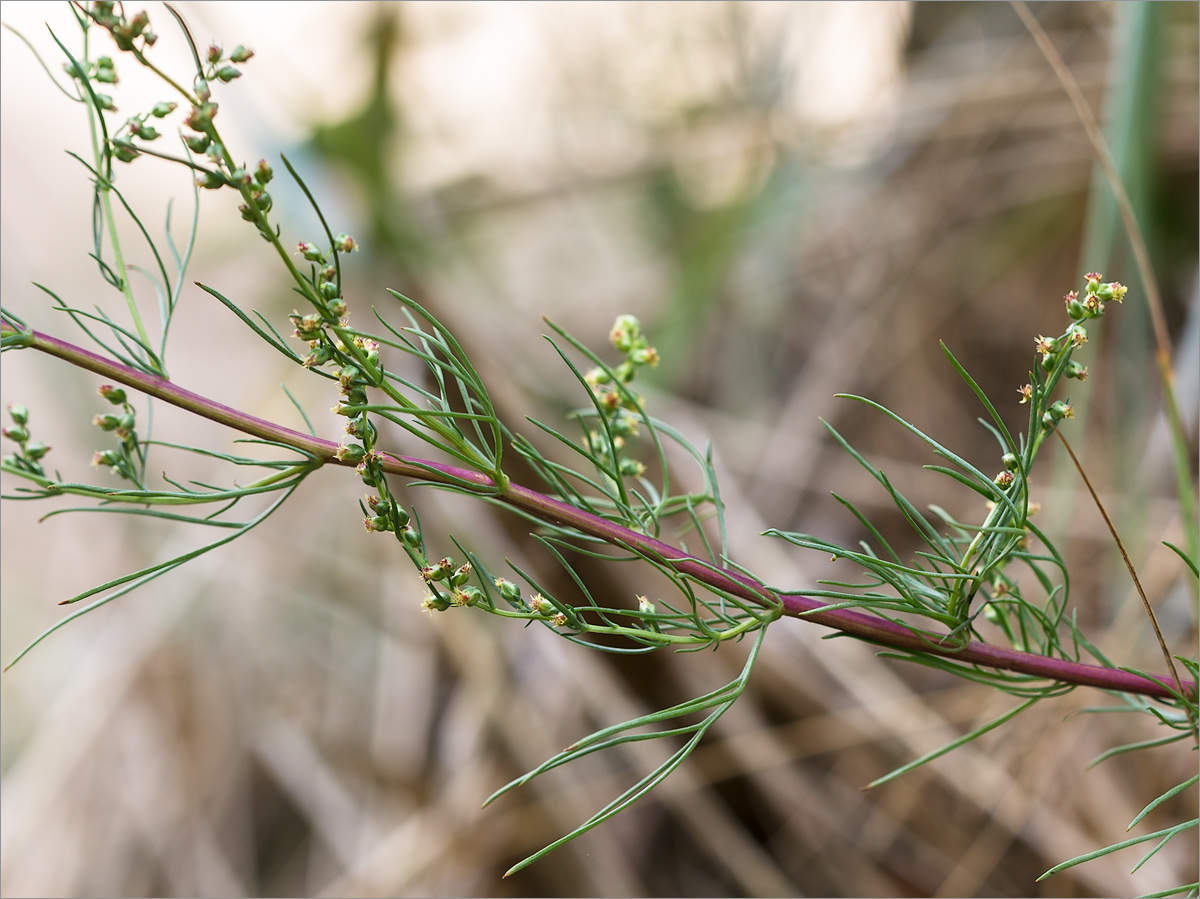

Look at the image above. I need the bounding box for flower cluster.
[2,404,51,478]
[1017,273,1125,431]
[88,384,141,481]
[581,314,660,479]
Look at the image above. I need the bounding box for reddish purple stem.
[7,319,1193,702]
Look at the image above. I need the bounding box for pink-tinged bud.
[7,404,29,425]
[98,384,126,404]
[255,159,273,184]
[335,442,366,462]
[230,45,255,63]
[297,241,323,262]
[207,44,223,64]
[334,233,357,253]
[2,425,29,443]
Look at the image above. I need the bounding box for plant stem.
[3,315,1193,702]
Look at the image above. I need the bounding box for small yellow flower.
[1034,335,1056,355]
[1018,384,1033,404]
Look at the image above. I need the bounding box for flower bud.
[364,516,390,533]
[335,442,366,462]
[184,134,211,153]
[450,563,472,588]
[24,441,50,460]
[610,314,642,352]
[619,458,645,477]
[95,93,117,112]
[401,526,421,547]
[338,365,361,388]
[1002,452,1019,471]
[150,101,177,118]
[215,66,242,83]
[334,233,356,253]
[454,586,483,607]
[207,44,223,63]
[1048,400,1074,421]
[90,449,117,466]
[230,45,255,63]
[629,346,659,367]
[297,241,324,262]
[993,471,1014,489]
[1065,361,1088,381]
[98,385,126,404]
[2,425,29,443]
[93,413,121,431]
[494,578,522,603]
[112,138,139,163]
[7,404,28,425]
[320,281,341,301]
[254,158,273,184]
[421,593,451,614]
[142,31,157,46]
[195,171,224,190]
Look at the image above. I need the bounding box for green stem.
[80,21,155,362]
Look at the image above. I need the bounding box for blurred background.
[1,1,1197,895]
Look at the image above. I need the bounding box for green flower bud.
[319,264,337,283]
[1048,400,1074,421]
[401,526,421,548]
[1065,361,1088,381]
[320,281,341,301]
[195,171,224,190]
[494,578,522,603]
[2,425,29,443]
[206,44,223,64]
[618,457,645,477]
[339,365,362,388]
[297,241,323,262]
[94,64,118,85]
[450,563,472,588]
[334,233,357,253]
[1002,452,1019,471]
[454,586,483,607]
[93,413,121,431]
[184,134,211,153]
[364,516,391,533]
[112,138,139,163]
[7,404,28,425]
[24,441,50,460]
[98,385,126,404]
[255,159,273,184]
[94,93,117,112]
[230,45,255,63]
[215,66,242,83]
[609,314,642,352]
[335,442,366,462]
[150,101,177,118]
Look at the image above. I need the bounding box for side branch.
[4,318,1192,702]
